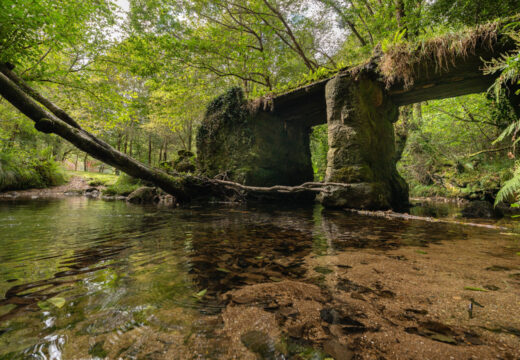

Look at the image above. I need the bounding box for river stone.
[318,74,409,211]
[240,330,277,359]
[323,339,354,360]
[126,187,158,204]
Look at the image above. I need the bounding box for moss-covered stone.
[319,74,409,210]
[126,186,158,204]
[197,87,313,186]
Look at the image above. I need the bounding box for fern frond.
[495,166,520,205]
[493,121,520,144]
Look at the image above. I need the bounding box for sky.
[116,0,130,12]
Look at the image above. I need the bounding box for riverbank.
[0,176,91,199]
[0,172,139,200]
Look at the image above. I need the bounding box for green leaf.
[217,267,230,273]
[416,250,428,254]
[430,333,457,344]
[38,297,66,310]
[313,266,333,274]
[37,301,51,311]
[193,289,207,298]
[464,286,488,292]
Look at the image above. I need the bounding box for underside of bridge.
[197,26,519,210]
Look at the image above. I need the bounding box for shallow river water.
[0,197,519,359]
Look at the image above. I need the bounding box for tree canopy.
[0,0,519,203]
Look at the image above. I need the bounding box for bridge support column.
[197,87,314,188]
[319,75,409,210]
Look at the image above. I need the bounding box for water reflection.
[0,198,517,359]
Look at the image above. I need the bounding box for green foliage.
[69,171,118,186]
[495,163,520,205]
[310,124,328,181]
[486,26,520,205]
[103,174,142,196]
[429,0,520,26]
[0,150,66,192]
[398,94,514,200]
[0,0,116,67]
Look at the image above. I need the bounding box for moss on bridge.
[196,87,313,187]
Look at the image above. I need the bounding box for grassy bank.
[69,171,142,196]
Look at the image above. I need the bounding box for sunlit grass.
[67,170,118,186]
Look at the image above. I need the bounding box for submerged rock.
[126,187,158,204]
[461,200,501,219]
[323,339,354,360]
[240,331,277,359]
[84,187,100,198]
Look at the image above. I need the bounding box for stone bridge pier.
[319,74,408,210]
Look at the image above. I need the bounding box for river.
[0,197,519,359]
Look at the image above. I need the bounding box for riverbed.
[0,197,519,359]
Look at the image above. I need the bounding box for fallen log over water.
[344,208,509,230]
[0,65,350,203]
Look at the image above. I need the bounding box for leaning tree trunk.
[0,65,213,202]
[0,65,346,203]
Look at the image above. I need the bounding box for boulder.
[126,187,158,204]
[173,150,196,173]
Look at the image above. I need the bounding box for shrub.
[0,151,66,191]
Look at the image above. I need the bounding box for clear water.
[0,197,518,359]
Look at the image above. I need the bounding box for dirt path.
[0,176,90,198]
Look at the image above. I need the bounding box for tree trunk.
[148,134,152,165]
[129,135,133,157]
[123,134,128,154]
[158,141,163,165]
[163,140,168,162]
[413,102,422,126]
[395,0,406,32]
[187,121,193,152]
[83,153,88,172]
[116,132,122,152]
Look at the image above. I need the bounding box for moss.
[102,174,142,196]
[330,165,374,183]
[378,16,520,89]
[88,341,107,358]
[197,87,314,187]
[321,75,408,210]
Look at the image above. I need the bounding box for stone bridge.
[197,26,519,210]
